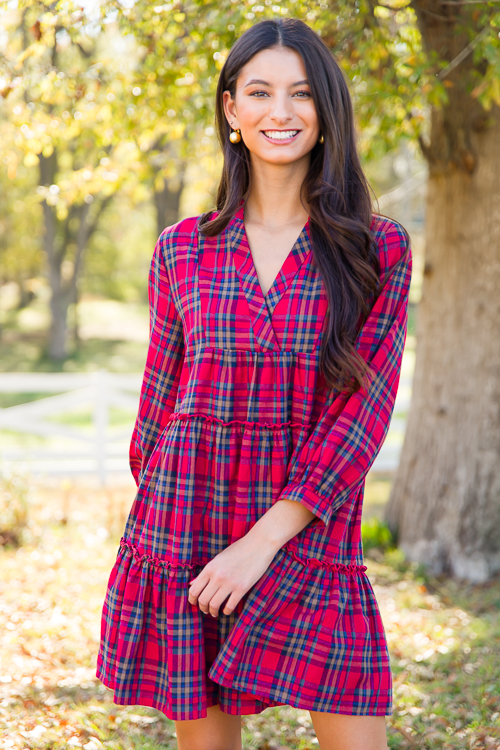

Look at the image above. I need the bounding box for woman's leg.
[174,703,243,750]
[309,711,388,750]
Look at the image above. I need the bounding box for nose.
[268,91,294,124]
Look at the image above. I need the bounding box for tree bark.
[153,171,185,239]
[384,38,500,580]
[39,151,112,360]
[384,4,500,583]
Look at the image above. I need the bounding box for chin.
[255,149,311,166]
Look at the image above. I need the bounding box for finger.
[187,571,210,606]
[206,587,232,618]
[222,589,244,616]
[197,581,221,614]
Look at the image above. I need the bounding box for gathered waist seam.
[166,411,311,431]
[119,537,367,575]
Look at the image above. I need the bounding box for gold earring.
[229,125,241,143]
[319,133,324,144]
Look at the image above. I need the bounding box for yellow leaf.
[24,152,39,167]
[56,205,69,221]
[14,47,35,69]
[491,76,500,105]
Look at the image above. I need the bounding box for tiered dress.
[96,201,412,721]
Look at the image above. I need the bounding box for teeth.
[263,130,299,140]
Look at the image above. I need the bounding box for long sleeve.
[129,229,185,486]
[276,221,412,527]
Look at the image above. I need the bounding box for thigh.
[174,703,242,750]
[309,711,388,750]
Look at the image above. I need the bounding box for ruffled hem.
[96,537,391,720]
[96,671,286,719]
[118,536,368,575]
[166,410,310,432]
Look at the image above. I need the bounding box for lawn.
[1,474,499,750]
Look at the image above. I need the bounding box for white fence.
[0,371,141,484]
[0,363,413,484]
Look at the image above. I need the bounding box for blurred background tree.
[1,0,499,582]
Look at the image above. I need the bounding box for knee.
[176,739,241,750]
[174,704,242,750]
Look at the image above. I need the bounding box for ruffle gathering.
[166,410,310,433]
[119,535,368,575]
[97,535,391,721]
[176,345,329,430]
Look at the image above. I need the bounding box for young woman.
[97,17,411,750]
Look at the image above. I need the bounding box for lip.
[260,129,301,145]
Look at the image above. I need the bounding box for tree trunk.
[48,287,71,360]
[154,171,185,239]
[384,105,500,583]
[39,154,72,361]
[40,149,112,360]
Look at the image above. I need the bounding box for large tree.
[316,0,500,584]
[380,4,500,584]
[0,1,129,359]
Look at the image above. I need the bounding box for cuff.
[276,483,332,527]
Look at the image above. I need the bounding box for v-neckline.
[229,200,312,351]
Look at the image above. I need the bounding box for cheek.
[303,105,319,130]
[239,107,263,130]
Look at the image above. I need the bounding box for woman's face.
[223,46,320,167]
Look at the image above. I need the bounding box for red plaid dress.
[96,200,412,720]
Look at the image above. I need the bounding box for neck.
[244,152,310,230]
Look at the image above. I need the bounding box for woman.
[96,16,412,750]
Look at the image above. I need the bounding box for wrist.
[245,518,285,555]
[246,498,317,553]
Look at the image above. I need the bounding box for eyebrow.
[243,78,309,87]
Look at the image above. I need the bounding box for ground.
[0,476,499,750]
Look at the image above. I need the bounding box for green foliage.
[0,156,44,296]
[361,515,396,552]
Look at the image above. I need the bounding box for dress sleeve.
[276,222,412,527]
[129,229,185,486]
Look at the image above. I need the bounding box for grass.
[0,476,499,750]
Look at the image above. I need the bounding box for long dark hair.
[198,17,383,395]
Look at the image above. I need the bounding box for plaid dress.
[96,200,412,721]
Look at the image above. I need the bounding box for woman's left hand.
[187,533,278,617]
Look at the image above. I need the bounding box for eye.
[249,90,269,97]
[293,90,311,98]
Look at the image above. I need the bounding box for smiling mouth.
[261,129,300,140]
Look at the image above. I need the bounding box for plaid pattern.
[96,201,412,720]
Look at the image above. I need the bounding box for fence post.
[93,370,109,486]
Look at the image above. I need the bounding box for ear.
[223,90,240,130]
